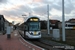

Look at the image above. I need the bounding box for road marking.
[14,34,17,36]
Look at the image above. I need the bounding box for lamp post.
[62,0,65,41]
[22,15,27,22]
[22,15,27,34]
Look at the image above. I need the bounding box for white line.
[28,46,31,48]
[25,45,27,46]
[19,38,25,45]
[32,48,36,50]
[19,37,36,50]
[20,35,45,50]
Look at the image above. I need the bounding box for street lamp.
[22,15,27,16]
[22,15,27,33]
[22,15,27,22]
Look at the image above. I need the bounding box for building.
[0,15,10,34]
[0,15,5,31]
[5,19,10,30]
[40,20,60,29]
[40,20,47,29]
[49,20,60,28]
[66,19,75,27]
[65,18,75,29]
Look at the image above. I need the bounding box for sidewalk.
[0,30,31,50]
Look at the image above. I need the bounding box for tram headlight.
[29,32,32,33]
[29,32,33,35]
[38,32,40,35]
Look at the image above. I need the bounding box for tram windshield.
[29,22,40,31]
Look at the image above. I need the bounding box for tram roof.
[24,16,39,22]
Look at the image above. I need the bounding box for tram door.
[24,25,28,37]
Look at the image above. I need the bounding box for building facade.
[0,15,5,31]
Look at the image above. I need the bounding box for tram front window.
[29,22,40,31]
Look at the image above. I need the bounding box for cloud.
[42,0,75,15]
[5,15,23,24]
[0,5,32,22]
[33,0,41,2]
[0,0,75,24]
[34,0,55,4]
[64,0,75,14]
[51,15,62,21]
[0,0,8,4]
[18,5,32,13]
[51,4,62,11]
[65,16,75,21]
[0,5,32,16]
[33,5,51,16]
[0,10,18,17]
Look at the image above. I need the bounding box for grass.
[42,37,75,46]
[41,29,75,46]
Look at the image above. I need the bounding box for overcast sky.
[0,0,75,24]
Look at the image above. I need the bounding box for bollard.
[11,29,13,37]
[7,26,11,39]
[11,26,13,37]
[11,32,13,38]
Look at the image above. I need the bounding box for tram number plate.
[34,32,37,35]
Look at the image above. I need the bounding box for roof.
[65,18,75,23]
[0,15,4,18]
[50,20,60,24]
[65,21,69,23]
[0,15,5,21]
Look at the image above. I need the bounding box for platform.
[0,30,44,50]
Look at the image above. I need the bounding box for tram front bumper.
[28,35,41,39]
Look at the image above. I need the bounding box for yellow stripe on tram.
[73,27,75,29]
[34,32,37,35]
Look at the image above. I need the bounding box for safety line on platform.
[19,34,45,50]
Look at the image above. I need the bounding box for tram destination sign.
[30,19,38,21]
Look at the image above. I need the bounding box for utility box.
[7,27,11,39]
[53,29,60,41]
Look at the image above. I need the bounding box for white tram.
[22,16,41,39]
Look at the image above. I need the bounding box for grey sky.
[0,0,75,24]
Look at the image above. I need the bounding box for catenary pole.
[47,4,50,34]
[62,0,65,41]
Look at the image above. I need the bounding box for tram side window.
[38,23,41,30]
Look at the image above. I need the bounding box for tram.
[22,16,41,39]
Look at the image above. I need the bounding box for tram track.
[18,30,66,50]
[26,39,65,50]
[28,40,54,50]
[26,39,75,50]
[19,30,74,50]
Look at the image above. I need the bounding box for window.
[29,22,40,31]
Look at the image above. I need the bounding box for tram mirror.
[24,25,28,30]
